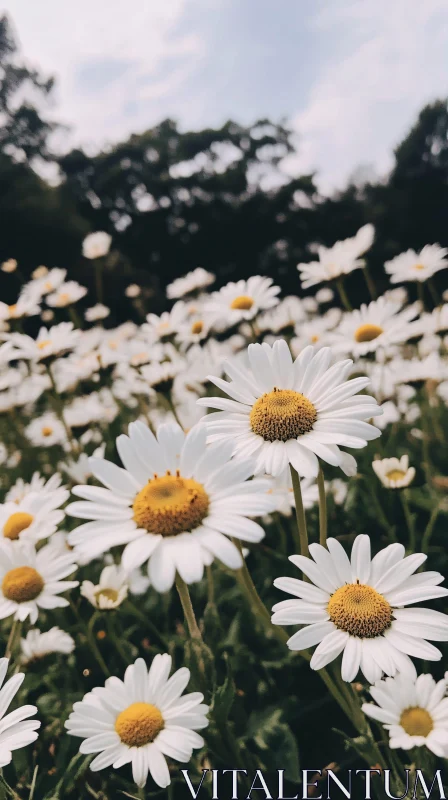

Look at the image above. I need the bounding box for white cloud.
[282,0,448,191]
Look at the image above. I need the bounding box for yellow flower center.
[400,707,433,737]
[414,264,425,271]
[250,388,317,442]
[42,426,53,437]
[2,566,44,603]
[386,469,407,481]
[191,321,204,334]
[115,702,164,747]
[133,472,209,536]
[8,304,17,316]
[354,324,384,343]
[3,512,34,540]
[95,588,119,603]
[327,582,392,638]
[57,293,70,306]
[230,295,254,311]
[37,339,51,350]
[311,335,319,343]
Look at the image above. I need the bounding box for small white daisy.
[46,281,87,307]
[167,267,215,299]
[81,565,128,610]
[25,413,68,448]
[363,673,448,757]
[0,292,40,322]
[82,231,112,260]
[385,245,448,284]
[327,296,420,357]
[65,655,208,788]
[0,488,68,544]
[20,627,75,665]
[4,322,80,362]
[267,470,318,517]
[5,472,65,504]
[32,267,67,296]
[272,534,448,682]
[125,284,141,298]
[143,302,188,342]
[85,304,110,322]
[0,658,40,767]
[206,276,280,326]
[372,455,416,489]
[297,224,374,289]
[66,421,275,592]
[0,540,78,623]
[198,340,382,478]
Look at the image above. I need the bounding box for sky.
[2,0,448,192]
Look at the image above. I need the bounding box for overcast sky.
[3,0,448,191]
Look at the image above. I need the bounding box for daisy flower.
[0,487,68,544]
[0,540,78,623]
[32,267,67,296]
[125,284,141,298]
[372,455,415,489]
[66,421,275,592]
[268,471,318,517]
[6,472,65,504]
[291,310,341,354]
[25,413,68,448]
[362,673,448,757]
[167,267,215,299]
[1,259,17,274]
[143,302,188,342]
[385,245,448,284]
[206,276,280,326]
[81,565,128,610]
[258,296,307,335]
[197,340,382,478]
[65,655,208,788]
[327,297,420,357]
[297,224,374,289]
[0,658,40,767]
[4,322,80,361]
[272,535,448,683]
[85,304,110,322]
[82,231,112,259]
[46,281,87,307]
[20,627,75,665]
[0,292,40,322]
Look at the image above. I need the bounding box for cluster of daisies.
[0,223,447,791]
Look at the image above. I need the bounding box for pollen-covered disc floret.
[249,389,317,441]
[230,295,254,310]
[354,323,384,343]
[400,707,433,737]
[327,582,392,638]
[133,472,209,536]
[115,702,164,747]
[2,567,44,603]
[3,512,34,541]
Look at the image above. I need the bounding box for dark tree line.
[1,13,448,312]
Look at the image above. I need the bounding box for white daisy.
[327,297,420,357]
[385,245,448,284]
[25,413,68,448]
[32,267,67,297]
[65,655,208,788]
[206,276,280,326]
[125,284,141,298]
[258,296,307,335]
[268,471,318,517]
[46,281,87,307]
[167,267,215,299]
[0,658,40,767]
[85,304,110,322]
[291,310,341,354]
[0,488,68,544]
[362,673,448,757]
[143,302,189,342]
[5,472,65,504]
[0,540,78,623]
[372,455,416,489]
[0,292,40,322]
[82,231,112,260]
[1,259,17,274]
[4,322,80,361]
[20,627,75,665]
[197,340,382,478]
[297,224,374,289]
[81,565,128,610]
[272,534,448,683]
[66,421,275,592]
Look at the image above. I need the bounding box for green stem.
[106,614,129,665]
[317,464,327,546]
[428,277,441,308]
[206,565,215,604]
[46,363,79,454]
[290,465,309,561]
[335,277,352,311]
[417,281,427,311]
[400,491,416,553]
[125,601,170,650]
[362,265,377,300]
[175,574,202,640]
[5,619,19,660]
[421,504,440,554]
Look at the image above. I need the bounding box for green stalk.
[290,465,309,561]
[317,464,327,546]
[335,277,352,311]
[421,504,440,554]
[175,574,202,640]
[400,491,416,553]
[362,265,377,300]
